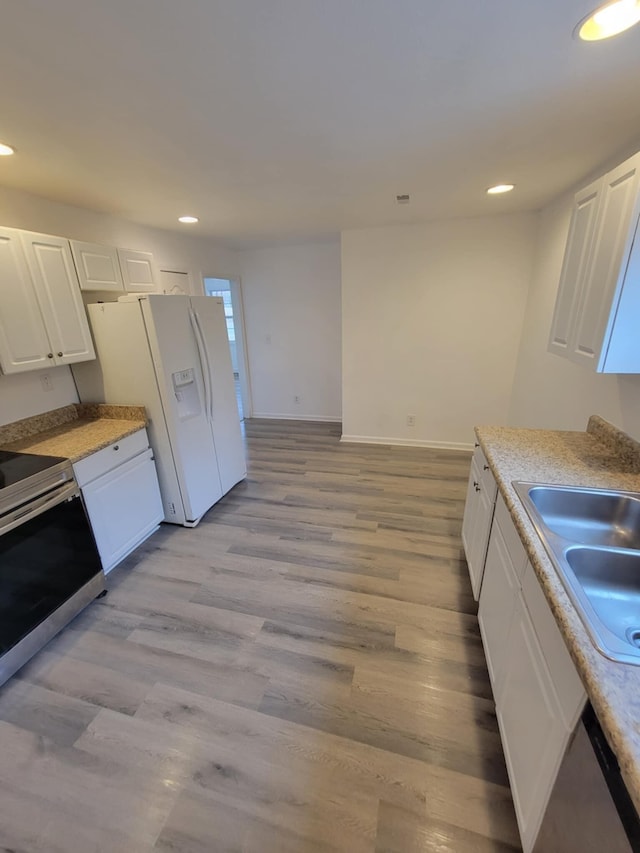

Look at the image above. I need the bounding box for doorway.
[203,277,252,420]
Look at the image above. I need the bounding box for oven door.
[0,482,104,679]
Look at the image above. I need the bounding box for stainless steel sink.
[565,547,640,649]
[526,485,640,549]
[513,482,640,666]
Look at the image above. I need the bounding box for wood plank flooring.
[0,419,521,852]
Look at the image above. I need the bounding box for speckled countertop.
[476,415,640,814]
[0,403,147,463]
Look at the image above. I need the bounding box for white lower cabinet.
[461,445,498,599]
[478,497,527,690]
[479,499,586,853]
[496,597,570,852]
[74,429,164,573]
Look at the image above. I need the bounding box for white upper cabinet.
[548,150,640,373]
[0,227,52,374]
[21,231,96,366]
[548,178,603,358]
[71,240,124,292]
[117,248,159,293]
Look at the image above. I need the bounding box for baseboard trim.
[249,413,343,423]
[340,434,474,451]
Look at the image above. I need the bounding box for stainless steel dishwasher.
[534,703,640,852]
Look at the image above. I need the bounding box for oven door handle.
[0,481,80,536]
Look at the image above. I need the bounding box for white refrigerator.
[73,294,246,526]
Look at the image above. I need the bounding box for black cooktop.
[0,450,68,491]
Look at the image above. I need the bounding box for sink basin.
[513,481,640,665]
[566,547,640,651]
[526,485,640,549]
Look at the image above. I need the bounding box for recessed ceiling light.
[576,0,640,40]
[486,184,515,195]
[0,142,15,156]
[178,215,199,224]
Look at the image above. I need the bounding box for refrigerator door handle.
[189,307,213,422]
[193,309,216,422]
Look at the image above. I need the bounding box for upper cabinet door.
[572,153,640,370]
[547,150,640,373]
[71,241,124,292]
[548,178,603,358]
[118,248,158,293]
[21,231,96,366]
[0,227,52,374]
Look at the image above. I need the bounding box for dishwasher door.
[534,704,639,852]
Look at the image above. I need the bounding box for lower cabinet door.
[466,485,495,599]
[82,449,164,572]
[496,596,569,853]
[478,524,521,692]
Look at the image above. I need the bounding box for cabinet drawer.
[73,428,149,487]
[522,562,586,730]
[478,451,497,499]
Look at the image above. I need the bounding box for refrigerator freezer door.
[142,295,223,522]
[190,296,246,494]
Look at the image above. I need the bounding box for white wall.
[239,242,341,420]
[0,184,239,426]
[341,214,537,448]
[508,186,640,440]
[0,367,78,426]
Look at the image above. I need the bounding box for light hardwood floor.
[0,419,521,852]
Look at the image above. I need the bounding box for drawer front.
[522,562,586,729]
[473,445,498,500]
[73,428,149,487]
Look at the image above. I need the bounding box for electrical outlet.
[406,414,416,427]
[294,395,301,404]
[40,373,53,392]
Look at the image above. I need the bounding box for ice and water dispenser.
[172,368,201,419]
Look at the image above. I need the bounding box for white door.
[572,153,640,368]
[142,295,224,522]
[71,241,124,292]
[497,597,568,852]
[461,455,481,561]
[118,248,158,293]
[160,269,191,295]
[548,178,602,358]
[202,276,253,419]
[81,450,164,572]
[478,523,521,691]
[21,231,95,365]
[191,295,247,494]
[461,448,496,600]
[0,227,52,374]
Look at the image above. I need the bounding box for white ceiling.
[1,0,639,247]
